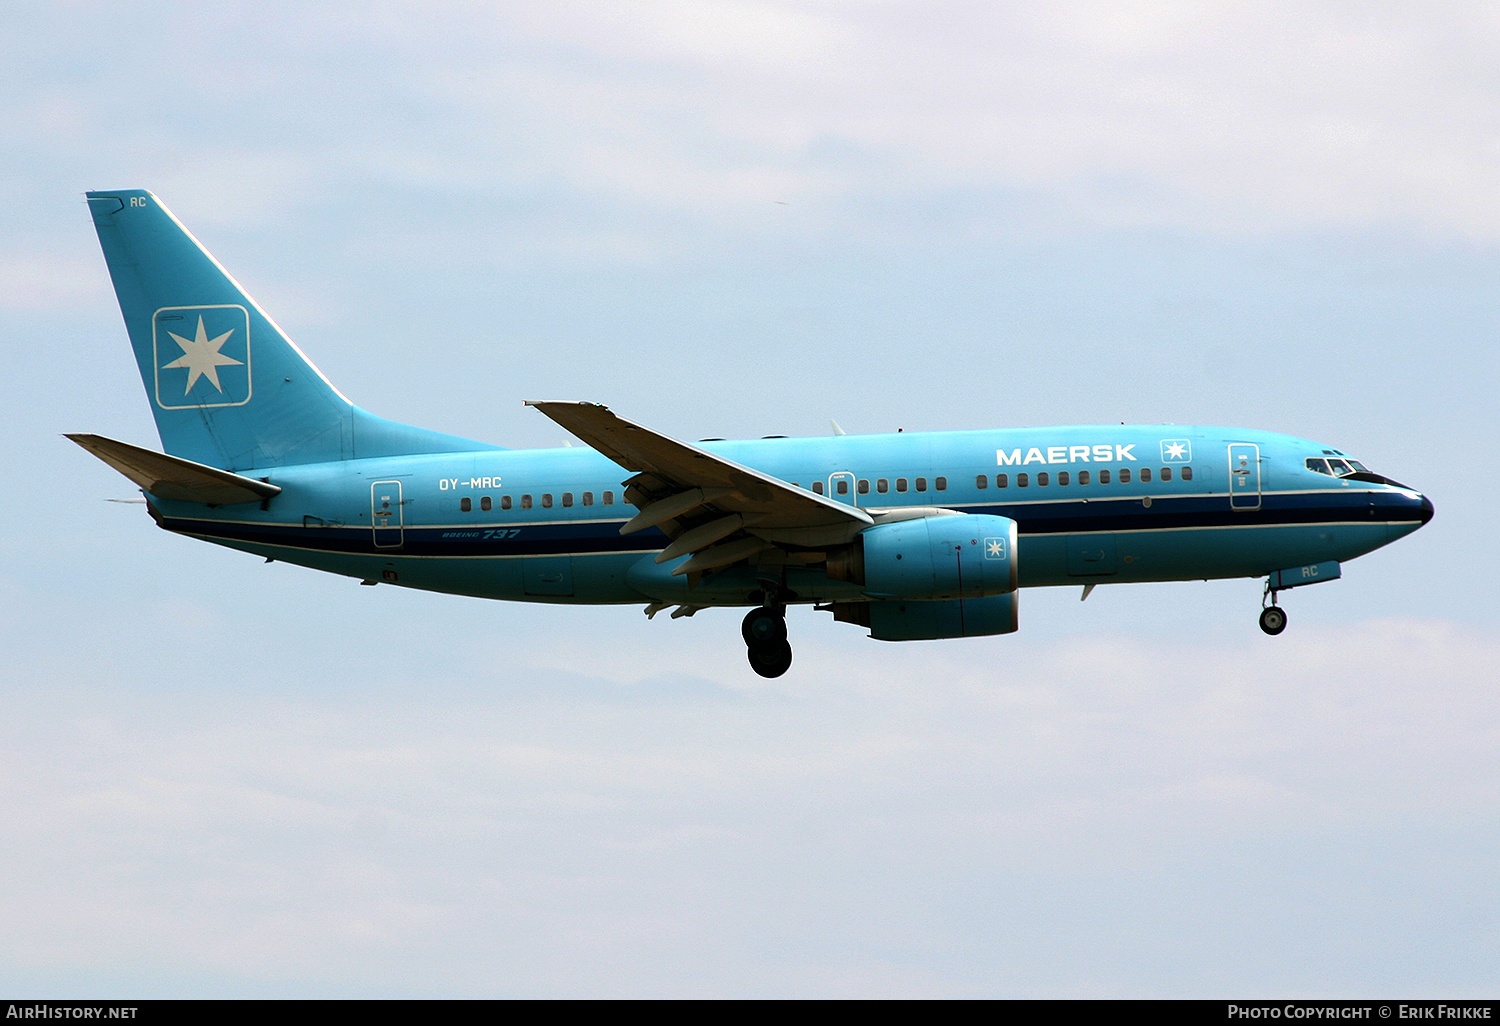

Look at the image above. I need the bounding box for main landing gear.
[743,605,792,678]
[1259,580,1287,636]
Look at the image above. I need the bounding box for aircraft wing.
[526,401,871,575]
[67,433,282,505]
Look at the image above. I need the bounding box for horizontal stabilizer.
[66,433,282,505]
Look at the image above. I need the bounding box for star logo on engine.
[985,538,1006,559]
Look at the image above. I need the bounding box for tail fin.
[86,190,495,470]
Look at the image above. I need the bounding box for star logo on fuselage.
[1160,438,1192,462]
[162,315,243,394]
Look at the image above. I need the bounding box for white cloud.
[9,0,1499,273]
[1,612,1496,995]
[402,1,1500,239]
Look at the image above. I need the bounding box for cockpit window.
[1307,456,1371,478]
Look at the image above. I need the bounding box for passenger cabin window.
[836,479,848,495]
[1058,471,1069,486]
[812,481,825,495]
[1078,470,1090,485]
[582,492,593,507]
[996,473,1008,488]
[858,480,869,495]
[1160,467,1171,482]
[541,494,553,508]
[895,478,908,493]
[1140,468,1151,483]
[915,477,927,492]
[975,474,988,489]
[1099,469,1111,484]
[602,491,615,505]
[877,479,889,493]
[480,496,492,511]
[501,495,512,510]
[521,495,533,510]
[561,492,573,508]
[1037,472,1049,486]
[460,497,472,512]
[935,477,947,491]
[1017,473,1029,487]
[1119,468,1131,484]
[1181,467,1193,481]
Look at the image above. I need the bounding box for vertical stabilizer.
[86,190,493,470]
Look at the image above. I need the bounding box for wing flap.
[526,402,871,533]
[526,401,872,579]
[621,486,731,535]
[67,433,282,505]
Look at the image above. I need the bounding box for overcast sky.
[3,0,1497,997]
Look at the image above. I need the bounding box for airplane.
[71,190,1433,678]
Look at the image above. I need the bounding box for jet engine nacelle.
[866,593,1018,641]
[834,513,1019,601]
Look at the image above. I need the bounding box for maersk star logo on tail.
[165,316,239,391]
[153,305,251,409]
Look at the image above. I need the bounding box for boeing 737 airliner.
[72,191,1433,677]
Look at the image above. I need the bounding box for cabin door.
[1228,444,1261,510]
[371,480,405,548]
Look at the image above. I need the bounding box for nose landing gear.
[1258,604,1287,635]
[1260,579,1287,635]
[742,605,792,677]
[1256,561,1343,634]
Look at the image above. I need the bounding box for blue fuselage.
[146,424,1430,609]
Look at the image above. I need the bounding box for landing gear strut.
[743,605,792,678]
[1259,581,1287,636]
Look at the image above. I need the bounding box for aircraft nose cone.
[1420,494,1434,525]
